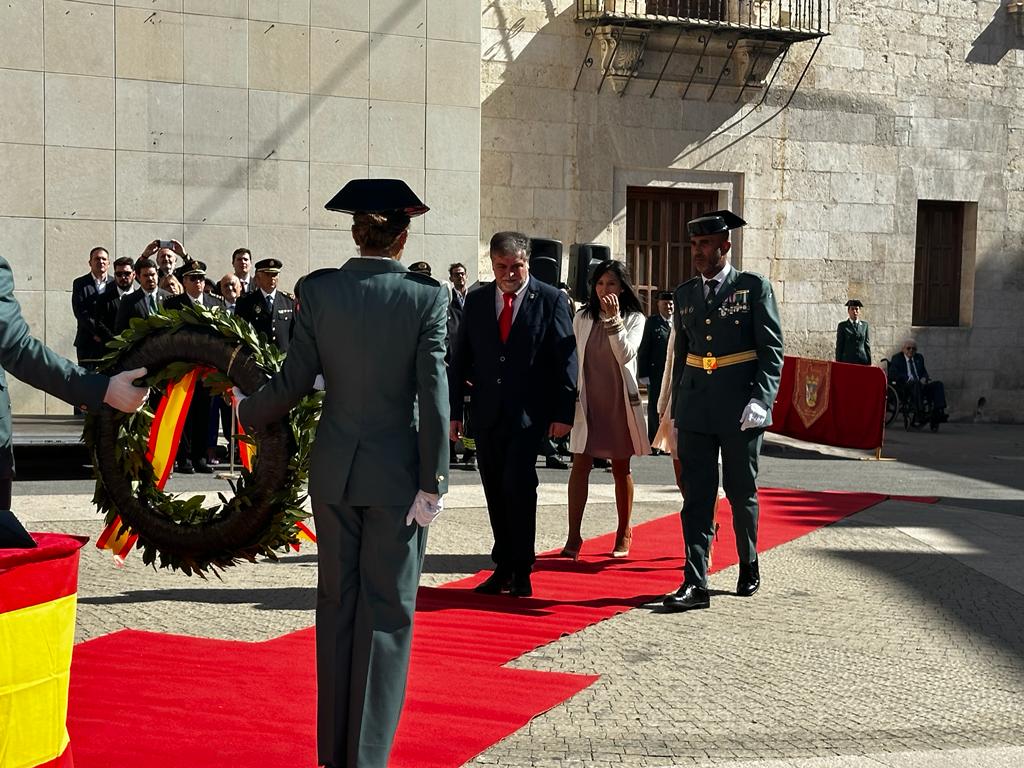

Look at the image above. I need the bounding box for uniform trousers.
[313,498,427,768]
[678,428,764,587]
[474,420,544,573]
[646,379,663,443]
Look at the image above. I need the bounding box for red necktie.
[499,291,515,343]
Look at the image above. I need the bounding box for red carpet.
[67,488,897,766]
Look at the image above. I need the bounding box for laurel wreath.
[84,305,322,576]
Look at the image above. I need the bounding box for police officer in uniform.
[835,299,871,365]
[234,258,295,353]
[663,210,784,612]
[637,290,673,449]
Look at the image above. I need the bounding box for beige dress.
[583,325,634,460]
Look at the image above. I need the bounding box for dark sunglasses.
[114,271,133,277]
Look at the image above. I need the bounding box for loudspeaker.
[568,243,611,301]
[529,238,562,288]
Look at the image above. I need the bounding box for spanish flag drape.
[0,534,86,768]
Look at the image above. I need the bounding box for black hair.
[582,260,643,320]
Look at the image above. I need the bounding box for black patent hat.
[845,299,864,308]
[686,209,747,237]
[324,179,429,217]
[656,290,674,301]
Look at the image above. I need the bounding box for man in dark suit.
[94,256,137,346]
[234,258,295,353]
[888,338,948,424]
[637,289,673,449]
[835,299,871,365]
[664,210,784,612]
[72,246,114,367]
[115,258,170,333]
[0,254,150,547]
[237,179,448,768]
[164,260,224,474]
[449,231,577,598]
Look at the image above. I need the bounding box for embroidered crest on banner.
[792,357,831,428]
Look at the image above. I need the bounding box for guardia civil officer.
[235,179,448,768]
[835,299,871,365]
[663,210,784,612]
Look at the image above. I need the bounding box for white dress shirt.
[702,263,732,299]
[493,281,529,323]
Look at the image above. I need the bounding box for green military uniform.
[670,263,783,590]
[237,181,447,768]
[835,318,870,365]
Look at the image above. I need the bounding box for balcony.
[574,0,829,98]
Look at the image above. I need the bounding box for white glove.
[739,399,768,431]
[231,386,247,406]
[406,490,443,527]
[313,374,326,391]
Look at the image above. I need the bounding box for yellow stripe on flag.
[289,521,317,552]
[0,594,76,768]
[96,514,138,563]
[147,368,201,489]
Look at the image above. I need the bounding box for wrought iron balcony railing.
[577,0,830,40]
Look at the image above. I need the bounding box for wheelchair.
[882,359,942,432]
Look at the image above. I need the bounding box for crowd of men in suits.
[70,240,296,474]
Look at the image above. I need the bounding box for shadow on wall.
[190,0,422,228]
[480,1,749,248]
[966,5,1024,64]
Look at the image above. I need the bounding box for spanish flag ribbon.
[147,367,204,490]
[229,389,256,471]
[289,521,317,552]
[96,514,139,563]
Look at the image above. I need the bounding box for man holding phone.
[141,238,186,279]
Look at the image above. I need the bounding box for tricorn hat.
[176,259,207,278]
[686,209,747,237]
[845,299,864,308]
[324,179,429,217]
[657,290,674,301]
[254,258,283,274]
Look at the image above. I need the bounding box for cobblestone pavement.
[18,423,1024,766]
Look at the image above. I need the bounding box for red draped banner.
[769,355,887,451]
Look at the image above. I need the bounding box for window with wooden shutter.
[913,201,964,326]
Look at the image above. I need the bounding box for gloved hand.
[739,399,768,431]
[231,386,247,406]
[313,374,326,391]
[406,490,444,527]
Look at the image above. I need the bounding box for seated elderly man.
[888,339,948,425]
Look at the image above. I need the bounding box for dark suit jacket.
[0,257,107,474]
[835,319,871,365]
[72,273,115,362]
[115,289,172,333]
[671,267,784,434]
[449,276,577,431]
[637,313,671,390]
[888,352,929,385]
[235,290,296,353]
[239,257,449,506]
[94,287,135,345]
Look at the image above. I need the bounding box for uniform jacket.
[235,290,295,353]
[568,310,651,457]
[163,292,226,313]
[0,256,107,468]
[238,257,449,506]
[637,313,671,388]
[449,276,577,431]
[72,272,115,361]
[115,288,172,333]
[835,319,871,365]
[671,267,784,434]
[888,352,929,385]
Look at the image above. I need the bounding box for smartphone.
[159,239,173,249]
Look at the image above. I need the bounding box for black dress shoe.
[474,569,512,595]
[545,455,568,470]
[176,460,195,475]
[736,560,760,597]
[509,571,533,597]
[194,460,215,475]
[662,583,710,611]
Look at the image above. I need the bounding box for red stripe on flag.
[0,536,86,613]
[37,744,75,767]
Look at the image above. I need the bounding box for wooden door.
[913,201,963,326]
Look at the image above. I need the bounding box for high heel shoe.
[611,529,632,558]
[559,539,583,560]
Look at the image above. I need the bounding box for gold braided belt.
[685,350,757,372]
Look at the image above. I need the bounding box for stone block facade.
[0,0,481,414]
[478,0,1024,422]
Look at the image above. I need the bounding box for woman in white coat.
[561,260,651,559]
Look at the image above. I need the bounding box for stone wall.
[0,0,481,414]
[479,0,1024,421]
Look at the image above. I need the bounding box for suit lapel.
[507,279,540,343]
